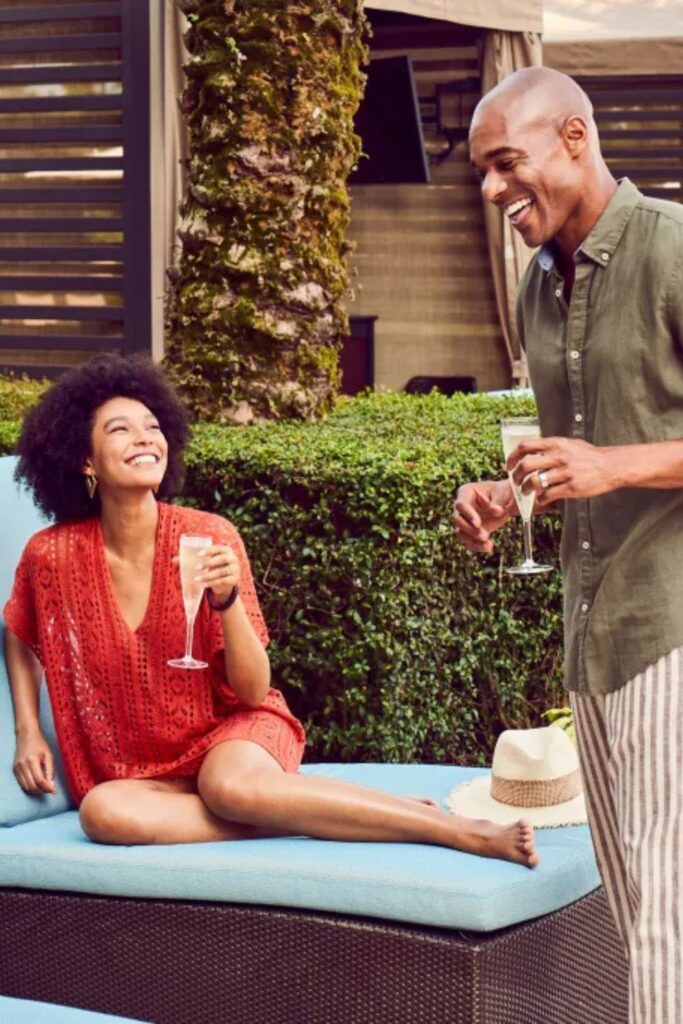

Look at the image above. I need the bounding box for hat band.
[491,768,581,808]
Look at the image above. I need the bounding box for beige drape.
[163,0,189,271]
[149,0,188,359]
[479,31,542,386]
[365,0,542,33]
[545,36,683,78]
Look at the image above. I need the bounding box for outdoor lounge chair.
[0,456,628,1024]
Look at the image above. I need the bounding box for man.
[454,66,683,1024]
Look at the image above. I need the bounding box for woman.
[4,355,537,866]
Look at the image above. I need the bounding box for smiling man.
[454,66,683,1023]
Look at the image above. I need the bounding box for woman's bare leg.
[79,777,292,845]
[197,741,539,868]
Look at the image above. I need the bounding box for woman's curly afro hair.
[16,354,190,523]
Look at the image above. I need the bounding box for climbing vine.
[165,0,368,422]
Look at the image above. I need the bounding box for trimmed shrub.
[0,389,565,765]
[0,374,49,421]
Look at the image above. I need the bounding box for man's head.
[469,67,611,250]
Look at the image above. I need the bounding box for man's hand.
[453,479,517,554]
[507,437,619,508]
[13,727,56,795]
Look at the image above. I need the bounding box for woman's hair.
[15,354,190,522]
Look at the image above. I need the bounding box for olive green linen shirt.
[518,179,683,695]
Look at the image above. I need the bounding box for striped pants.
[571,648,683,1024]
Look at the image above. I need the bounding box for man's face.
[469,104,581,249]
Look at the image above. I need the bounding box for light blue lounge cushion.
[0,457,73,826]
[0,996,151,1023]
[0,763,601,933]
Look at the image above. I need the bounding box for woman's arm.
[4,628,56,794]
[197,542,271,706]
[216,598,271,707]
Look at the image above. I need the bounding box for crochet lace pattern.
[4,503,305,804]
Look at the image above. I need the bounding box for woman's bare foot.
[454,816,539,868]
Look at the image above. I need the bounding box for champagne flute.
[168,534,212,669]
[500,417,553,576]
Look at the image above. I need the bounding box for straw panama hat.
[446,726,587,829]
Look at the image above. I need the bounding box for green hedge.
[0,385,565,766]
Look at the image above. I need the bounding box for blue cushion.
[0,763,601,933]
[0,996,150,1023]
[0,456,49,609]
[0,457,73,826]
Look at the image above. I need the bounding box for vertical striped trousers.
[571,648,683,1024]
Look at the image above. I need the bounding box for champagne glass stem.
[184,613,196,661]
[522,517,534,563]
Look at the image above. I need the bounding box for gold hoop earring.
[85,474,98,500]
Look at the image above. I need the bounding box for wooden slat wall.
[347,18,509,393]
[579,76,683,205]
[0,0,151,378]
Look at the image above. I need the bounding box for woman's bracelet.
[206,584,239,612]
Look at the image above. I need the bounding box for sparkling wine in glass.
[500,417,553,576]
[168,534,212,669]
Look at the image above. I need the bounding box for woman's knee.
[79,784,151,845]
[197,768,263,821]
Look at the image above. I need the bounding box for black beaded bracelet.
[206,583,239,612]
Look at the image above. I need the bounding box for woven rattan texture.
[0,887,627,1024]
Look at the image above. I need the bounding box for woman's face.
[84,396,168,496]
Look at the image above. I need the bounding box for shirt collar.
[536,178,642,274]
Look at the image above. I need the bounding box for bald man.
[454,67,683,1023]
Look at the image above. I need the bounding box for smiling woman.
[2,355,538,868]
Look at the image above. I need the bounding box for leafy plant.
[543,706,575,744]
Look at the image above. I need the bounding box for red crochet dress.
[4,503,305,805]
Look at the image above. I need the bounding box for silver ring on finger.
[538,470,550,490]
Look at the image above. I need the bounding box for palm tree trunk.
[166,0,368,422]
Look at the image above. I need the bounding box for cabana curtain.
[479,30,542,386]
[365,0,542,33]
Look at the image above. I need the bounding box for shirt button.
[601,252,609,262]
[582,541,590,551]
[575,413,583,422]
[581,602,589,613]
[570,350,580,360]
[555,287,562,298]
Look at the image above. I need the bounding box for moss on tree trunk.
[165,0,368,422]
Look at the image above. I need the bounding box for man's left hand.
[507,437,619,507]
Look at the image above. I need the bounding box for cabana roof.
[365,0,543,33]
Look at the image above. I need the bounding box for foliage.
[543,707,575,744]
[0,374,49,421]
[165,0,369,423]
[0,388,566,765]
[180,390,565,765]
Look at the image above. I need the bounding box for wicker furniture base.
[0,887,627,1024]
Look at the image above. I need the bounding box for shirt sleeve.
[3,539,41,658]
[206,519,269,697]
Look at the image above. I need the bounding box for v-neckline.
[96,503,165,636]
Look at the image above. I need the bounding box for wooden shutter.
[579,75,683,205]
[0,0,152,378]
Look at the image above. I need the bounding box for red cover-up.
[3,503,305,804]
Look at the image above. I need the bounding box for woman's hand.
[14,727,56,795]
[196,543,241,605]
